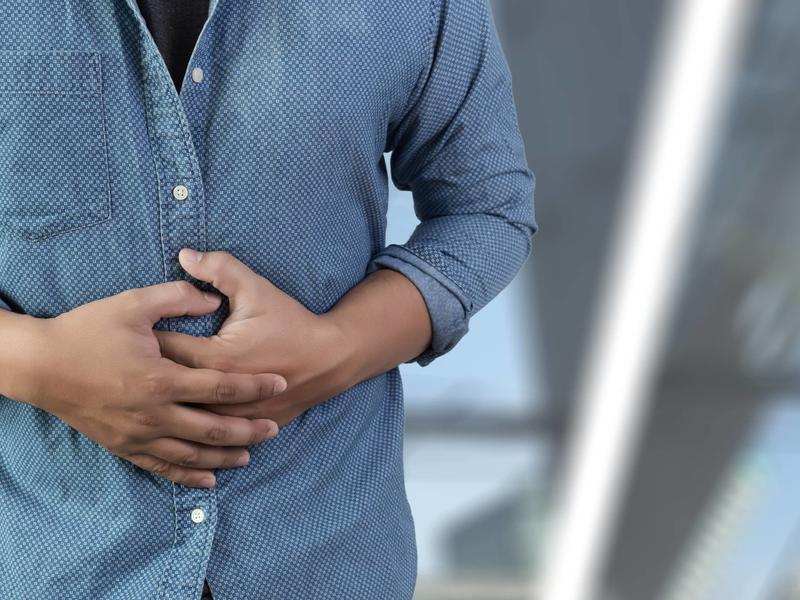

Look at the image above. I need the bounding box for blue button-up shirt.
[0,1,536,598]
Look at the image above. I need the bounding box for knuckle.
[205,423,230,443]
[130,409,160,431]
[214,381,238,404]
[106,429,135,455]
[178,447,202,467]
[112,376,132,402]
[143,372,172,399]
[148,459,172,477]
[106,439,125,456]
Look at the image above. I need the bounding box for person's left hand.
[153,249,354,428]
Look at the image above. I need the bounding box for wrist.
[0,312,50,401]
[316,310,364,394]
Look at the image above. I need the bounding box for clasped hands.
[9,248,355,490]
[5,245,431,489]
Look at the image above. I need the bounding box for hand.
[154,249,352,427]
[4,281,288,488]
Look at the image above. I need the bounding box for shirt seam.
[387,0,439,148]
[154,482,181,599]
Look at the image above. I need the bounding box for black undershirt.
[135,0,210,93]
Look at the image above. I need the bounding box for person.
[0,0,537,598]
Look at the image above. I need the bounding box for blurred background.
[390,0,800,598]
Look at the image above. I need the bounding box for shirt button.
[172,184,189,201]
[190,508,206,524]
[191,67,204,83]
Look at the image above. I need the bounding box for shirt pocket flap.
[0,50,101,95]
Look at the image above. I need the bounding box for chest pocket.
[0,50,111,241]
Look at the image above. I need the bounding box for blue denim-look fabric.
[0,1,536,599]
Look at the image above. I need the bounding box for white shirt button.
[191,67,204,83]
[172,184,189,201]
[190,508,206,524]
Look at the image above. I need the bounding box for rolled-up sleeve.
[366,0,537,367]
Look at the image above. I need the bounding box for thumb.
[178,249,257,300]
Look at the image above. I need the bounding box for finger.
[154,331,218,369]
[160,362,288,402]
[165,404,279,447]
[178,249,257,299]
[124,453,217,488]
[125,280,222,324]
[143,438,251,470]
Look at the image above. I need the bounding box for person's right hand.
[1,281,288,488]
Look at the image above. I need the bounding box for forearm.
[321,266,433,389]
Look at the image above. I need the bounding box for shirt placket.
[123,2,220,598]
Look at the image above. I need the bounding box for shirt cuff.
[366,244,473,367]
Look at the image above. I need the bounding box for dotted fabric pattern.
[0,1,536,599]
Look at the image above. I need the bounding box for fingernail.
[263,420,279,438]
[272,377,287,395]
[203,291,220,304]
[201,475,216,487]
[235,452,250,467]
[180,248,203,263]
